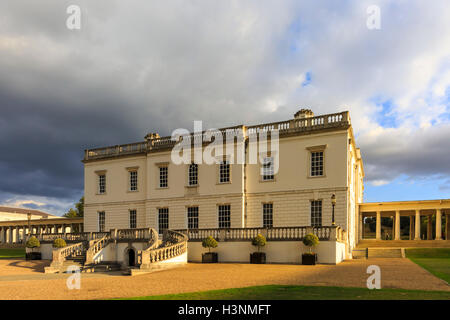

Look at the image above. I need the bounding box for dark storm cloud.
[359,124,450,185]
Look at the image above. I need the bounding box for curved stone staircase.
[45,228,188,275]
[128,229,188,275]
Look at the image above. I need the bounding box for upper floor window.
[187,206,199,229]
[159,166,168,188]
[129,209,137,229]
[262,157,274,181]
[158,208,169,234]
[218,205,231,228]
[129,171,138,191]
[262,203,273,228]
[311,200,322,227]
[219,161,230,183]
[98,174,106,194]
[98,211,106,232]
[188,163,198,186]
[310,151,324,177]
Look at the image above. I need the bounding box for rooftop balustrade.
[83,111,350,161]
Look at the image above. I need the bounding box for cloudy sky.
[0,0,449,215]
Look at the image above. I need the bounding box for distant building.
[0,206,61,222]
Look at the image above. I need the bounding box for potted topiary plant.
[302,233,319,265]
[53,238,67,248]
[25,236,41,260]
[202,236,218,263]
[250,233,266,264]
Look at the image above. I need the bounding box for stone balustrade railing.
[138,230,188,269]
[85,234,110,264]
[51,241,85,265]
[115,228,152,240]
[35,231,109,242]
[83,111,350,161]
[176,226,344,242]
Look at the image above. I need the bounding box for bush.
[202,236,218,253]
[53,238,67,248]
[251,234,266,252]
[25,236,40,249]
[303,233,319,253]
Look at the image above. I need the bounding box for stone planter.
[202,252,218,263]
[302,253,317,265]
[250,252,266,264]
[26,252,42,260]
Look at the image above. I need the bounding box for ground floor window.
[218,205,231,228]
[187,206,199,229]
[263,203,273,228]
[311,200,322,227]
[129,209,137,229]
[158,208,169,234]
[98,211,105,232]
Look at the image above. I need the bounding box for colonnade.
[0,218,83,244]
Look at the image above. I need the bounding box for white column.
[436,209,442,240]
[376,211,381,240]
[446,213,449,240]
[359,213,363,240]
[409,216,414,240]
[394,211,400,240]
[8,227,13,243]
[14,226,19,243]
[427,216,432,240]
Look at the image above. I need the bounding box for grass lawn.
[118,285,450,300]
[0,248,25,259]
[406,248,450,284]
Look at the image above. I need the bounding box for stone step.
[352,249,368,259]
[83,263,122,273]
[367,248,404,258]
[357,240,450,248]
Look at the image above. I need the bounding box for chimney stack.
[294,108,314,119]
[144,132,160,141]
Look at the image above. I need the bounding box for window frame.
[129,209,137,229]
[187,206,199,229]
[306,145,327,178]
[188,163,199,186]
[262,203,273,228]
[158,208,169,234]
[310,200,323,227]
[98,211,106,232]
[218,160,231,184]
[218,204,231,229]
[97,172,106,194]
[261,156,275,181]
[128,170,138,192]
[158,165,169,188]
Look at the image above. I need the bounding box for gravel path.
[0,258,448,300]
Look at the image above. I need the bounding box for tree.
[53,238,67,248]
[64,196,84,218]
[202,236,218,253]
[26,236,40,251]
[303,233,319,254]
[251,234,266,252]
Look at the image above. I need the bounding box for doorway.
[128,248,136,267]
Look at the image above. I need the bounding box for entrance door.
[128,249,135,266]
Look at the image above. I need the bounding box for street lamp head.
[27,212,31,220]
[331,194,336,206]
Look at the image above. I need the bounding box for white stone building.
[81,109,363,264]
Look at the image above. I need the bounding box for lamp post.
[331,194,336,226]
[27,212,31,237]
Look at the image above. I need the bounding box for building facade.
[82,110,364,257]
